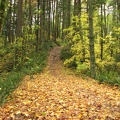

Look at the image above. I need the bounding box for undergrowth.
[60,47,120,89]
[0,41,56,106]
[96,71,120,87]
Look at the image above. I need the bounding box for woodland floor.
[0,46,120,120]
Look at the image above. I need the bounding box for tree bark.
[16,0,23,38]
[88,0,96,79]
[15,0,23,67]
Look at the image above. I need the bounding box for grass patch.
[0,71,24,105]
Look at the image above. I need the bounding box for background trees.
[0,0,120,85]
[61,0,120,84]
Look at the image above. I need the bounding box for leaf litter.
[0,46,120,120]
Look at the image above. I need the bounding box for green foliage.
[56,38,64,46]
[96,71,120,88]
[76,63,90,74]
[0,48,14,73]
[24,50,48,74]
[0,0,5,25]
[62,16,89,69]
[60,46,73,61]
[0,71,24,105]
[96,61,120,74]
[62,13,120,88]
[93,61,120,88]
[0,41,53,106]
[40,40,57,50]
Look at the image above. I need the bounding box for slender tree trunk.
[15,0,23,67]
[117,0,120,21]
[67,0,71,28]
[8,0,12,44]
[11,0,16,43]
[74,0,77,15]
[35,0,40,53]
[78,0,85,61]
[0,0,6,32]
[100,4,103,60]
[62,0,66,39]
[116,0,120,62]
[88,0,96,79]
[40,0,42,43]
[16,0,23,38]
[29,0,32,34]
[74,0,81,16]
[42,0,46,42]
[48,0,51,41]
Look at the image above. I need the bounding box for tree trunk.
[35,0,40,53]
[0,0,6,32]
[15,0,23,67]
[16,0,23,38]
[88,0,96,79]
[100,4,103,60]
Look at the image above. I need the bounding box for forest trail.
[0,46,120,120]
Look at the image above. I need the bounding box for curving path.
[0,46,120,120]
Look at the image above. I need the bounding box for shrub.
[0,42,52,106]
[96,71,120,88]
[76,62,90,74]
[0,71,24,105]
[96,61,120,75]
[60,46,73,61]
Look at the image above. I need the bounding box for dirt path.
[0,47,120,120]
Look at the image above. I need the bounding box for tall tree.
[14,0,23,67]
[88,0,96,78]
[117,0,120,22]
[16,0,23,38]
[47,0,51,41]
[74,0,81,16]
[35,0,40,53]
[0,0,6,32]
[67,0,71,28]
